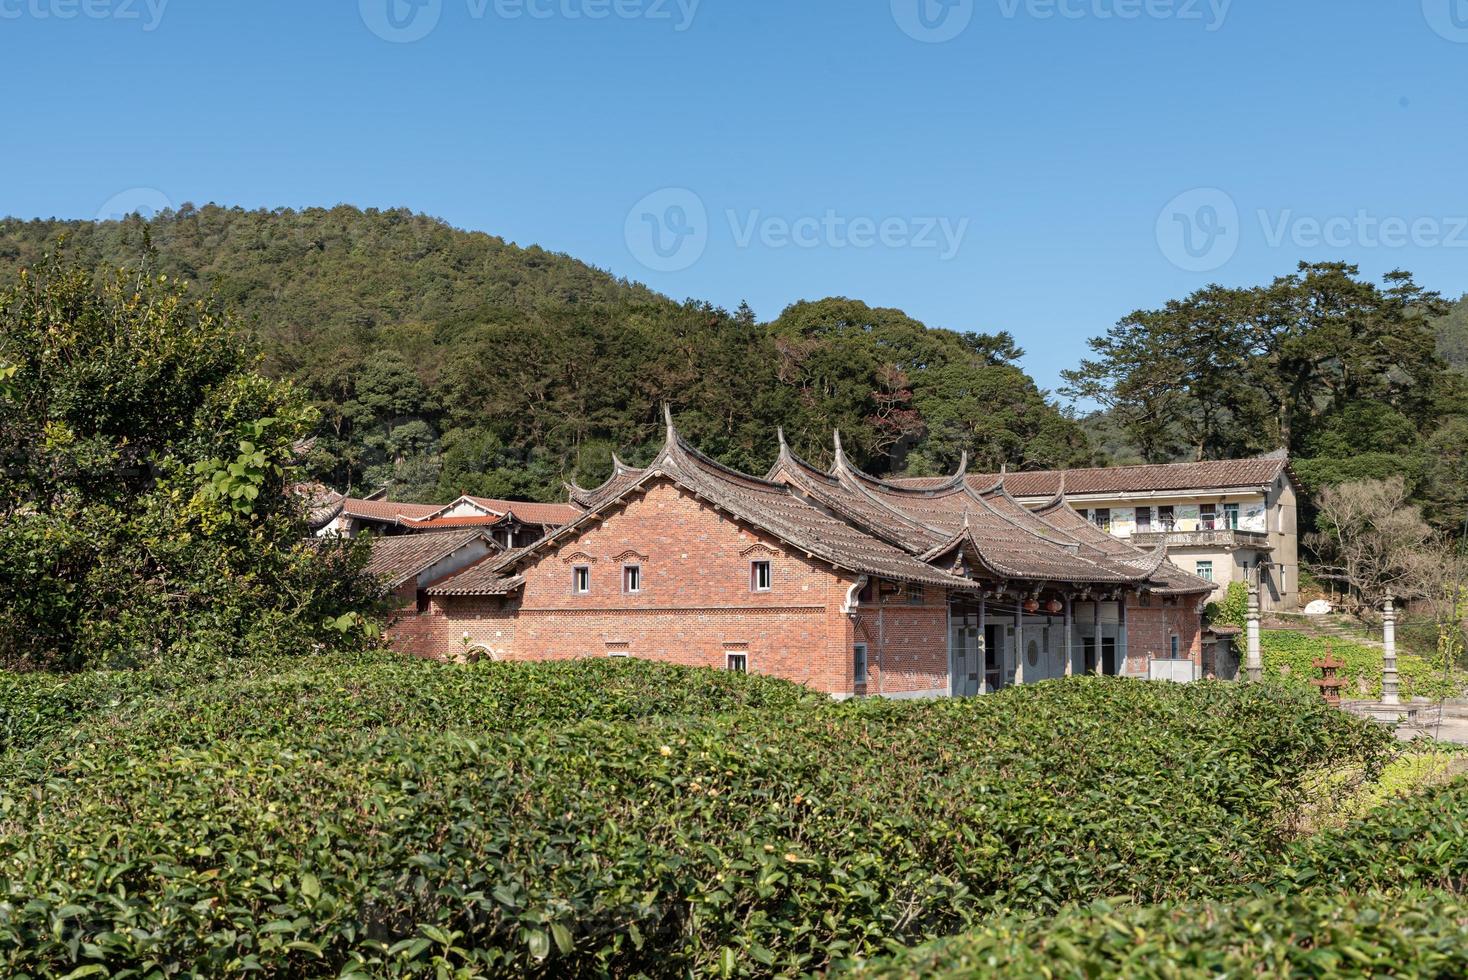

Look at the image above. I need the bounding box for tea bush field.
[0,656,1458,978]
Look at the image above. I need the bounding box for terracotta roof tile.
[341,497,443,522]
[465,496,583,526]
[896,452,1292,497]
[363,530,490,590]
[428,569,523,597]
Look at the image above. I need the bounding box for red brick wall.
[413,481,865,694]
[854,586,949,696]
[1124,596,1204,674]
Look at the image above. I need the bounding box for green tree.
[1063,263,1453,467]
[0,255,379,671]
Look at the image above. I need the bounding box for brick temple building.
[374,411,1214,698]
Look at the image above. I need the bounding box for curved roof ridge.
[832,431,971,496]
[828,433,955,537]
[991,482,1087,547]
[662,408,800,495]
[766,427,834,485]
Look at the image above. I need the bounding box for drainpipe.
[1382,591,1399,706]
[1246,575,1262,683]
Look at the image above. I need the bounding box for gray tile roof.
[364,530,490,590]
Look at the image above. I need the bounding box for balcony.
[1130,529,1272,551]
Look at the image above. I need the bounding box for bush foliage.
[0,256,381,671]
[851,889,1468,978]
[0,661,1395,977]
[1261,629,1466,701]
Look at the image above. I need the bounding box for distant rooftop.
[895,451,1292,498]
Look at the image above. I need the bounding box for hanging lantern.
[1023,597,1040,614]
[1045,599,1063,615]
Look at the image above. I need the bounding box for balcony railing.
[1130,529,1272,551]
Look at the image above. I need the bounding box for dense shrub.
[1261,629,1466,700]
[1,654,822,775]
[1275,777,1468,895]
[0,256,380,671]
[0,668,1393,977]
[849,889,1468,978]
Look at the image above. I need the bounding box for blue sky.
[3,0,1467,399]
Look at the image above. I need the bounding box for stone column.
[978,595,988,693]
[1118,593,1129,676]
[1382,592,1399,706]
[1246,576,1262,683]
[1092,598,1102,675]
[1014,600,1025,687]
[1063,593,1074,677]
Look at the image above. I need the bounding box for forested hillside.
[1438,294,1468,374]
[0,206,1089,501]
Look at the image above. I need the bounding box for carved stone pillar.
[1246,575,1262,683]
[1382,592,1399,707]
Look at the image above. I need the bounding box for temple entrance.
[1102,637,1118,676]
[949,612,982,697]
[984,624,1004,693]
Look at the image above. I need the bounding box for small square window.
[572,565,590,594]
[1200,504,1218,530]
[1223,503,1240,529]
[623,564,642,594]
[1136,507,1152,532]
[751,560,772,592]
[853,644,869,685]
[727,652,747,672]
[1196,560,1214,582]
[1158,506,1176,531]
[1092,508,1112,533]
[906,585,924,605]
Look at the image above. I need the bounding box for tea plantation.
[1,654,1463,977]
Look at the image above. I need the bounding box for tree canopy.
[0,206,1091,501]
[1062,262,1468,528]
[0,255,378,671]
